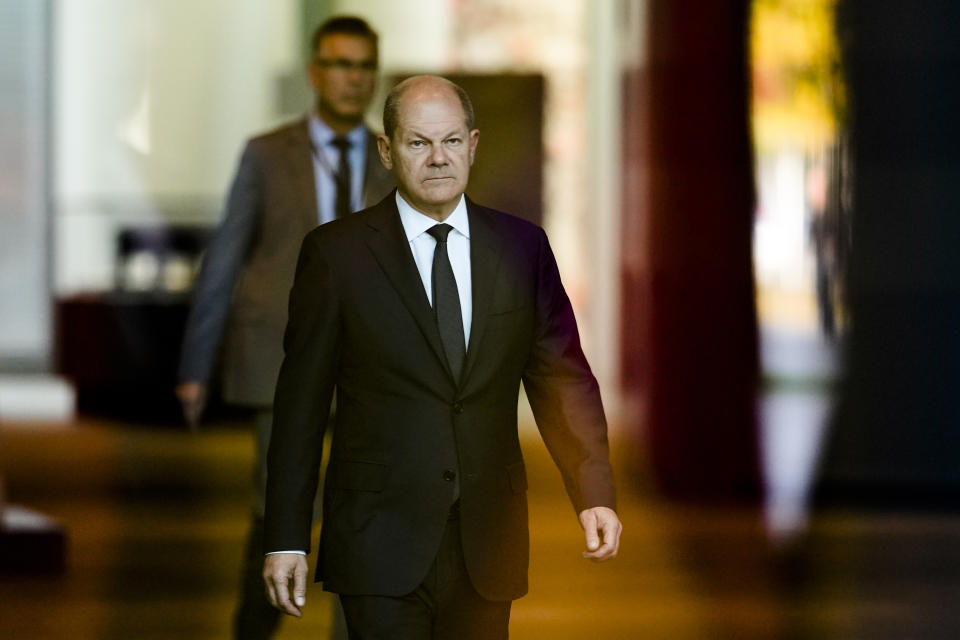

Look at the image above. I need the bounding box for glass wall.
[749,0,846,536]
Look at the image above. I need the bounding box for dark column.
[623,0,761,502]
[815,0,960,506]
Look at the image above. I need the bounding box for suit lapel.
[364,197,451,378]
[285,120,319,231]
[462,199,503,385]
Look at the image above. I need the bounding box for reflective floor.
[2,416,960,639]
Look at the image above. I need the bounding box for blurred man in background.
[175,16,393,640]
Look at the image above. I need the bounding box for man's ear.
[306,59,322,94]
[377,134,393,170]
[467,129,480,166]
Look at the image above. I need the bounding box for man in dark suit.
[175,16,393,640]
[262,75,621,639]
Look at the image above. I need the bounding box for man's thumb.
[582,511,600,550]
[294,565,307,607]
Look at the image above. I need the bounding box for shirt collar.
[396,192,470,243]
[307,112,366,150]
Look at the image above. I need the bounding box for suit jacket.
[264,193,616,601]
[178,118,394,405]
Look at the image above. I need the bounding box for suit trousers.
[338,505,511,640]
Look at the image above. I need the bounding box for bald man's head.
[383,75,475,141]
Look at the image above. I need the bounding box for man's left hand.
[263,553,308,617]
[579,506,622,562]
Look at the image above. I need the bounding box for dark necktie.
[426,224,466,382]
[331,136,352,220]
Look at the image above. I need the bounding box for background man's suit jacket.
[264,193,616,602]
[178,119,394,406]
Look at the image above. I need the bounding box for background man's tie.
[331,135,352,220]
[427,224,466,382]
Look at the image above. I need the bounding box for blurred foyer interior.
[4,1,960,638]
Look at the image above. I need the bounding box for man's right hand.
[174,381,207,429]
[263,553,309,618]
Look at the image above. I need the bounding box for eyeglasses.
[314,58,378,73]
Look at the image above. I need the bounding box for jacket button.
[442,469,456,482]
[453,402,464,414]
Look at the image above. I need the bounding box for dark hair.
[311,16,379,62]
[383,77,476,140]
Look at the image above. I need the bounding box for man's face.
[377,87,479,220]
[309,34,377,128]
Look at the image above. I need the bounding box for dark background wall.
[815,0,960,505]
